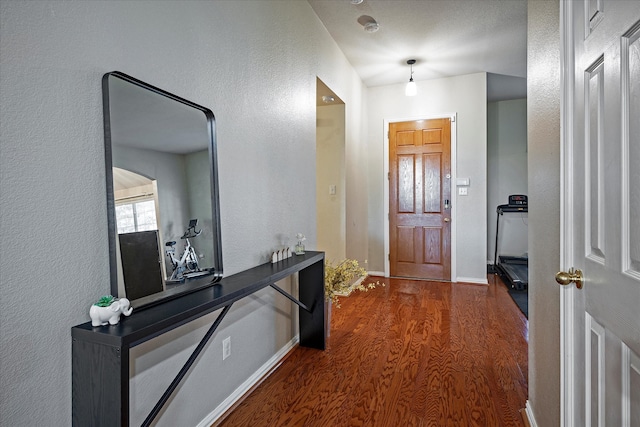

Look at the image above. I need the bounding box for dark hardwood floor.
[215,274,528,427]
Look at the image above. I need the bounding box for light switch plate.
[458,187,468,196]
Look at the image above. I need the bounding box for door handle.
[555,268,584,289]
[444,218,450,222]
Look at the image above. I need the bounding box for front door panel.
[389,118,451,280]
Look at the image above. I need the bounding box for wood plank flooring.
[215,275,528,427]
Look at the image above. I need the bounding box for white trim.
[196,336,299,427]
[525,400,539,427]
[560,0,578,426]
[455,276,489,285]
[621,23,640,280]
[584,0,604,37]
[621,343,640,427]
[583,58,606,266]
[367,270,385,277]
[585,314,606,427]
[560,286,577,427]
[383,113,457,280]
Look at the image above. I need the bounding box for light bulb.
[405,59,417,96]
[405,79,417,96]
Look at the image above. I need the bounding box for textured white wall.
[0,1,365,425]
[527,0,562,425]
[487,99,528,263]
[366,73,488,281]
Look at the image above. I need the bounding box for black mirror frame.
[102,71,223,309]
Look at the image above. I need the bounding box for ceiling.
[108,74,209,155]
[309,0,527,101]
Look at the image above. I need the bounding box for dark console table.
[72,251,325,427]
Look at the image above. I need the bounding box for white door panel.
[562,1,640,426]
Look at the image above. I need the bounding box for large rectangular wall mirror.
[103,71,223,309]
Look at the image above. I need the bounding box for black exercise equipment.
[493,196,528,291]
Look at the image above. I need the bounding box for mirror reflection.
[103,72,223,308]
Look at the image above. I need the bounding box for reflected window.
[116,200,157,234]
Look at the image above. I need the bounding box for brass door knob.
[555,268,584,289]
[444,218,451,222]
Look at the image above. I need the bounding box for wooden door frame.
[383,114,457,280]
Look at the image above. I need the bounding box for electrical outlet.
[222,337,231,360]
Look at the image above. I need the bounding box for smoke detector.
[358,15,380,33]
[364,21,379,33]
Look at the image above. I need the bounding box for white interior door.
[561,1,640,426]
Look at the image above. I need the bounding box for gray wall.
[0,1,366,425]
[487,99,528,263]
[528,0,562,425]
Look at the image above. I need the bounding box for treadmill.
[493,195,528,291]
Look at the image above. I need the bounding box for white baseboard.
[455,276,489,285]
[366,272,487,284]
[524,400,538,427]
[196,336,299,427]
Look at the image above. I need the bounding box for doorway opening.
[315,78,346,264]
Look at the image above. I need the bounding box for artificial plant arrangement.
[324,259,384,308]
[94,295,116,307]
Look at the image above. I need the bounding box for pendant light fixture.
[405,59,417,97]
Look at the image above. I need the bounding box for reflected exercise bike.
[165,219,203,283]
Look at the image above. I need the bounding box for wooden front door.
[561,0,640,424]
[389,118,451,280]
